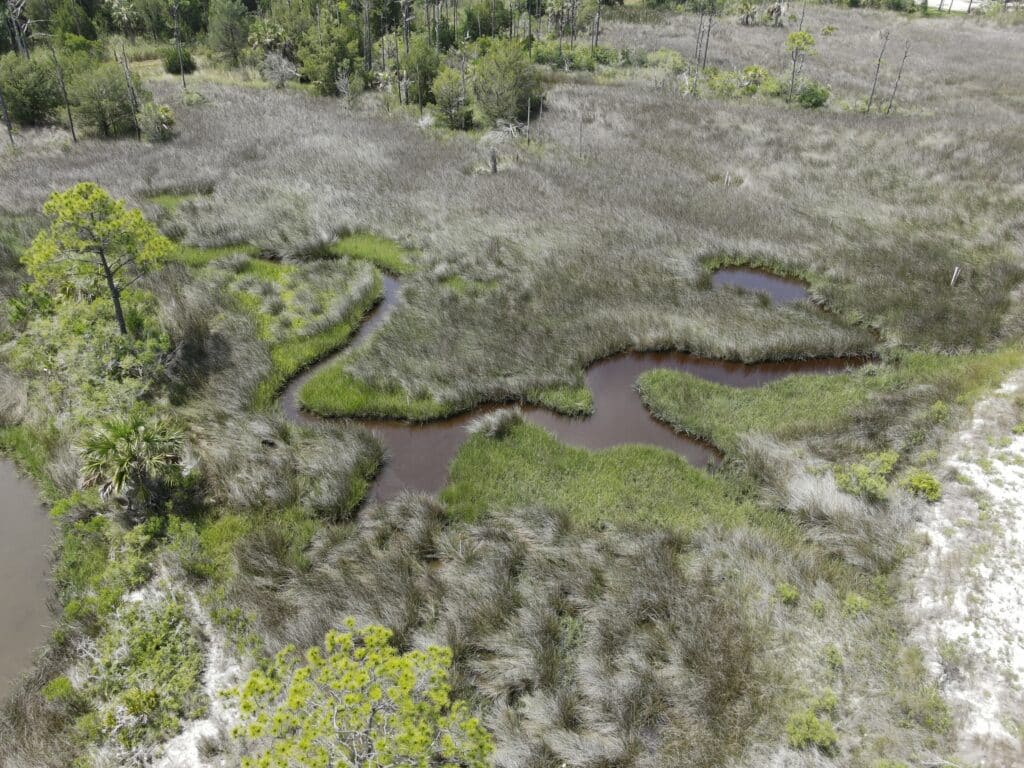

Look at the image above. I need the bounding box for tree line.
[0,0,623,138]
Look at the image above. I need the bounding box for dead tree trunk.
[171,0,187,90]
[363,0,373,70]
[577,112,583,158]
[884,40,910,115]
[401,0,410,52]
[119,48,142,140]
[866,29,890,113]
[0,83,14,147]
[50,41,76,141]
[691,8,706,95]
[4,0,29,57]
[526,97,531,144]
[701,5,715,70]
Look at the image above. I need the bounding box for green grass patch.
[170,243,260,268]
[299,365,449,420]
[300,373,593,421]
[251,272,383,410]
[166,505,320,585]
[326,233,415,275]
[236,256,288,281]
[637,348,1024,454]
[440,422,755,534]
[145,191,208,214]
[441,275,499,294]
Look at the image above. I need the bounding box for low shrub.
[786,708,838,753]
[433,66,473,130]
[706,68,741,98]
[163,47,197,75]
[79,596,205,750]
[897,647,953,733]
[531,40,621,71]
[644,48,685,74]
[776,582,800,606]
[472,39,542,125]
[814,688,838,715]
[929,400,950,423]
[824,644,843,672]
[261,52,298,88]
[843,591,871,616]
[231,622,493,767]
[138,102,175,142]
[0,52,62,125]
[73,62,150,137]
[902,469,941,502]
[41,675,89,714]
[797,81,830,108]
[835,451,898,501]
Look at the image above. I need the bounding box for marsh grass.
[224,498,776,766]
[638,348,1024,457]
[441,421,755,533]
[217,492,949,768]
[169,242,261,268]
[325,232,416,275]
[253,297,379,410]
[5,8,1019,409]
[1,8,1020,767]
[246,267,382,410]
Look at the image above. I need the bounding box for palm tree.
[80,413,184,517]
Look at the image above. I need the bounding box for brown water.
[710,267,810,304]
[0,460,52,699]
[283,270,863,500]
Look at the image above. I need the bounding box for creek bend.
[283,268,860,501]
[0,460,52,700]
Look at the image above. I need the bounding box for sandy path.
[906,371,1024,767]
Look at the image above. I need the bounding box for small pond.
[710,266,810,304]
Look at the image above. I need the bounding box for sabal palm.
[80,414,183,513]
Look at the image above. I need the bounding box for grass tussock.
[466,406,524,438]
[221,494,952,767]
[226,497,773,766]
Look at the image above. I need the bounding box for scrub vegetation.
[1,1,1023,768]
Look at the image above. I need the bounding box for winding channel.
[0,268,851,702]
[0,460,52,700]
[283,268,865,501]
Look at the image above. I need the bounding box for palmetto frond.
[79,413,183,505]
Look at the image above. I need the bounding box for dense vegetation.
[1,1,1023,767]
